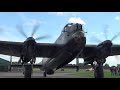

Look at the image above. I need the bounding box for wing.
[35,43,64,58]
[0,41,23,57]
[78,45,97,58]
[111,45,120,56]
[78,44,120,58]
[11,64,42,68]
[0,41,64,58]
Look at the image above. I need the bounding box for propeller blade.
[90,36,102,43]
[35,35,51,41]
[16,25,27,38]
[104,25,109,40]
[31,24,40,37]
[111,32,120,41]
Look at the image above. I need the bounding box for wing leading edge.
[111,45,120,56]
[0,41,64,58]
[0,41,23,57]
[0,40,120,59]
[78,44,120,58]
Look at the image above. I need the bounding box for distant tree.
[104,63,110,69]
[78,63,92,69]
[12,62,18,65]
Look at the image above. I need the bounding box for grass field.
[62,68,120,78]
[33,68,120,78]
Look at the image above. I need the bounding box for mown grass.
[63,68,120,78]
[33,68,120,78]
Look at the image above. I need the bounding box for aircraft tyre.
[94,64,104,78]
[24,65,32,78]
[43,72,47,77]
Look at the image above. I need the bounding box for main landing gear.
[19,57,35,78]
[43,72,47,77]
[94,63,104,78]
[23,64,33,78]
[91,59,105,78]
[21,62,33,78]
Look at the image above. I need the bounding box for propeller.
[104,24,109,40]
[16,24,51,41]
[91,25,120,43]
[35,35,51,41]
[16,25,27,38]
[16,24,51,64]
[31,24,40,37]
[91,25,120,60]
[111,32,120,41]
[90,36,102,43]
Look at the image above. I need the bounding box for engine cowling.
[83,40,112,65]
[95,40,112,59]
[19,37,37,64]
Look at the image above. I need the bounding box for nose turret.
[72,30,86,45]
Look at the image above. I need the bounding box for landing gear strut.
[92,59,105,78]
[43,72,47,77]
[19,57,35,78]
[94,63,104,78]
[23,64,33,78]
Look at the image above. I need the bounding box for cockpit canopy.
[63,23,83,32]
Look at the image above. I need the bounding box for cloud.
[56,12,64,16]
[16,12,28,22]
[115,16,120,21]
[0,27,3,31]
[68,17,86,25]
[106,56,120,66]
[66,12,80,16]
[116,12,120,14]
[91,32,105,37]
[49,12,80,16]
[49,12,64,16]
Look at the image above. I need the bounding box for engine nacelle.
[96,40,112,59]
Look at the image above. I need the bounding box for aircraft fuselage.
[41,23,86,74]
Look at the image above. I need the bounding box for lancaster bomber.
[0,23,120,78]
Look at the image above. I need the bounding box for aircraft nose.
[74,35,86,44]
[73,31,86,40]
[81,36,86,42]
